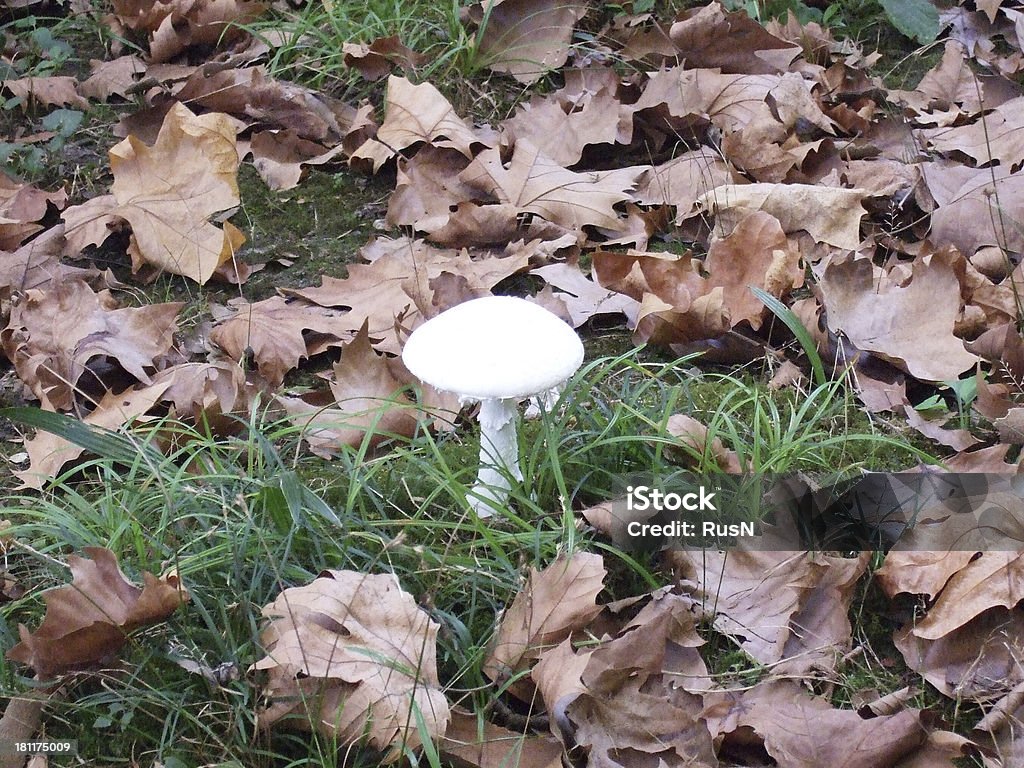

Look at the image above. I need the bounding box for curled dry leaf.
[668,1,800,74]
[276,323,419,457]
[466,0,589,84]
[459,141,644,232]
[0,224,104,294]
[282,237,531,355]
[0,279,182,411]
[1,76,88,110]
[439,707,562,768]
[342,36,427,80]
[0,172,68,251]
[530,263,639,328]
[209,295,355,387]
[817,254,980,382]
[665,413,742,473]
[7,547,188,679]
[109,0,264,63]
[674,549,868,675]
[705,680,927,768]
[695,183,868,251]
[483,552,605,699]
[252,570,449,762]
[532,592,716,768]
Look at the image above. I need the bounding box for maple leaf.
[666,413,742,472]
[483,552,605,699]
[173,65,367,145]
[668,1,800,73]
[816,254,980,382]
[0,171,67,250]
[530,263,639,328]
[282,237,532,355]
[924,96,1024,166]
[501,88,631,167]
[1,76,88,110]
[695,182,869,251]
[466,0,589,84]
[704,210,804,330]
[460,141,644,231]
[78,55,147,102]
[633,148,740,222]
[7,547,188,679]
[439,708,562,768]
[633,65,779,133]
[252,570,449,762]
[342,35,427,80]
[0,279,182,411]
[386,146,477,232]
[109,0,265,63]
[238,129,348,192]
[353,76,486,168]
[276,324,419,457]
[208,295,356,387]
[673,549,867,674]
[0,224,103,294]
[107,102,242,283]
[706,680,927,767]
[532,592,716,768]
[923,161,1024,256]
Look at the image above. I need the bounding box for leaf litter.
[4,0,1024,763]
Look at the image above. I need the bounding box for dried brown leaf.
[252,570,448,761]
[483,553,605,697]
[468,0,588,84]
[460,141,643,231]
[7,547,187,678]
[817,254,980,381]
[208,295,355,386]
[0,279,181,411]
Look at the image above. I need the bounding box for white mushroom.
[401,296,585,516]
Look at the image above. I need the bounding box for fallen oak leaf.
[252,570,449,762]
[6,547,188,679]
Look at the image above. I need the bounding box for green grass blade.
[751,286,827,387]
[0,406,162,465]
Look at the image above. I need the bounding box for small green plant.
[0,14,85,180]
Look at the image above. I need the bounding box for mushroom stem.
[470,397,522,516]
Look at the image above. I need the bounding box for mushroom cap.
[401,296,585,400]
